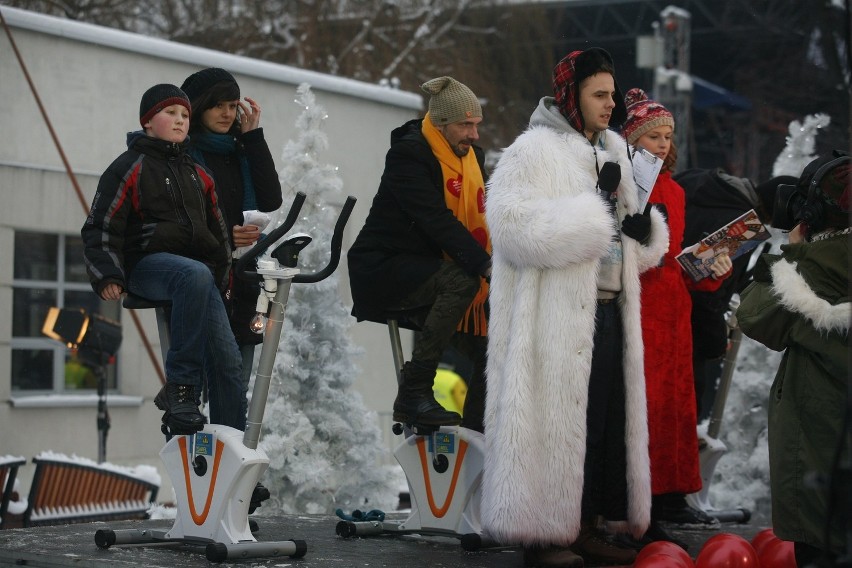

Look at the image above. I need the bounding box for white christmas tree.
[771,113,831,178]
[707,333,781,521]
[257,83,401,515]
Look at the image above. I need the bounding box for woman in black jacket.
[181,68,283,412]
[181,68,282,515]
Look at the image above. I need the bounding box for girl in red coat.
[622,89,732,537]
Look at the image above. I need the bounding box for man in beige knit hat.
[347,77,491,432]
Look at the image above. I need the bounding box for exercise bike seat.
[122,294,171,310]
[352,305,429,332]
[120,293,172,381]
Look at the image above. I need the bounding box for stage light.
[42,306,122,463]
[42,307,87,347]
[42,307,122,360]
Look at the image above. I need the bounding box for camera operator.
[737,152,850,568]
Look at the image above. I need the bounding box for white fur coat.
[482,99,668,545]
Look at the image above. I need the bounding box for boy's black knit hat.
[139,84,191,127]
[180,68,239,103]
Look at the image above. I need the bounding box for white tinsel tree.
[257,83,401,515]
[771,113,831,178]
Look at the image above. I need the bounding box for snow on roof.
[0,455,26,464]
[1,6,422,111]
[35,450,162,486]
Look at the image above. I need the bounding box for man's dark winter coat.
[347,118,490,324]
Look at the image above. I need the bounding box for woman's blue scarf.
[188,131,257,210]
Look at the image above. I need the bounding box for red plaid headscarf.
[552,48,627,134]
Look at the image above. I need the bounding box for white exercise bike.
[95,192,356,562]
[335,317,494,551]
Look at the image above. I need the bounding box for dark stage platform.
[0,512,764,567]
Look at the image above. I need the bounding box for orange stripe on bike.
[416,437,468,518]
[178,436,225,525]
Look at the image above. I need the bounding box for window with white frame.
[11,231,120,393]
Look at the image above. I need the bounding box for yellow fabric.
[64,360,96,389]
[432,368,467,415]
[421,113,491,336]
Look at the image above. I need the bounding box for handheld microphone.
[597,162,621,199]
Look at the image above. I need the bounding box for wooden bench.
[0,456,26,529]
[22,454,160,527]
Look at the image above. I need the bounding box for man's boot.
[570,519,637,566]
[392,361,461,426]
[248,482,271,535]
[249,482,271,514]
[523,545,584,567]
[154,382,206,435]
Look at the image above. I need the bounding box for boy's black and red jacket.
[82,132,231,295]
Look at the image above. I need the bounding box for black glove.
[750,251,779,284]
[621,204,652,243]
[741,242,771,284]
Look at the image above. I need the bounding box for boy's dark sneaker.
[654,504,721,530]
[249,482,271,514]
[154,383,205,435]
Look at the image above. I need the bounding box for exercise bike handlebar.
[234,193,357,284]
[294,195,356,284]
[235,191,307,282]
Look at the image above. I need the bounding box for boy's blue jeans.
[128,253,245,430]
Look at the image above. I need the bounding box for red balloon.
[696,534,760,568]
[701,533,744,550]
[636,541,694,567]
[751,528,779,555]
[758,538,797,568]
[636,552,690,568]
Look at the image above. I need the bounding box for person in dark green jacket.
[348,77,491,431]
[737,154,850,568]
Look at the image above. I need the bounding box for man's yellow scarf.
[421,113,490,336]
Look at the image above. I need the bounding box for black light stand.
[42,308,122,463]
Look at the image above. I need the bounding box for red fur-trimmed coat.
[640,171,722,495]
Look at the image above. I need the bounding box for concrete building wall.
[0,6,418,499]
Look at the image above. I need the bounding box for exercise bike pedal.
[392,421,440,436]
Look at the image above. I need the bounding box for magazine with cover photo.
[676,208,769,281]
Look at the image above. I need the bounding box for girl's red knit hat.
[621,88,674,145]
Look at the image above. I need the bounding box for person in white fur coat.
[482,48,669,568]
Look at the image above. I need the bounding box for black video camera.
[772,151,851,232]
[771,182,807,231]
